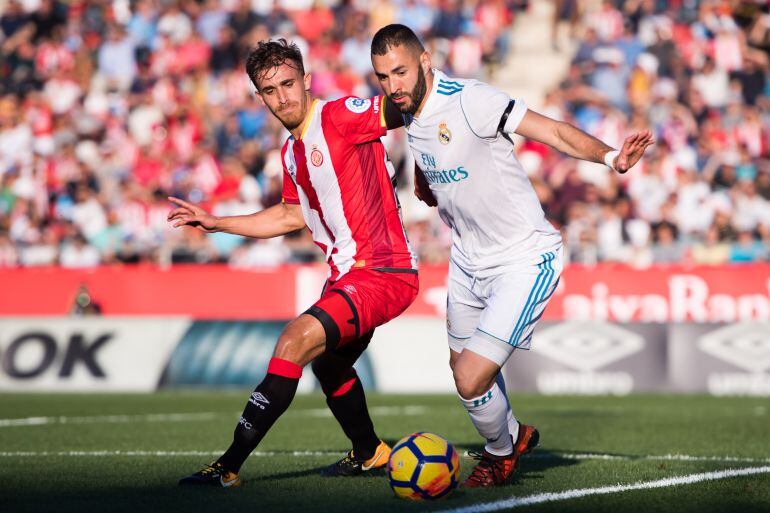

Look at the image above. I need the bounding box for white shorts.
[447,249,562,367]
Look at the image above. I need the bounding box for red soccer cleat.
[461,423,539,488]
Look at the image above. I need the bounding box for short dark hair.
[245,38,305,90]
[371,24,425,56]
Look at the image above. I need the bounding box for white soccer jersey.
[405,70,562,276]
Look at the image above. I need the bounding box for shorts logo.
[344,97,371,114]
[343,284,357,295]
[310,147,323,167]
[438,122,452,145]
[238,416,254,430]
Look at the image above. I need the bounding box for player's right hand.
[414,169,437,207]
[167,197,220,233]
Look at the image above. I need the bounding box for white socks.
[496,372,519,442]
[459,380,514,456]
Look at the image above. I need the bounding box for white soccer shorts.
[446,249,562,367]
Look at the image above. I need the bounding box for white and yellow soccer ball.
[387,432,460,501]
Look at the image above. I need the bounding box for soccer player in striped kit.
[371,24,653,488]
[169,39,415,487]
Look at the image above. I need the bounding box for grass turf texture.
[1,393,768,513]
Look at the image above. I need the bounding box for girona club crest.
[310,147,324,167]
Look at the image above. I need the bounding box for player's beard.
[273,99,306,131]
[391,69,427,116]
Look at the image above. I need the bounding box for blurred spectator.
[691,225,730,265]
[651,222,684,264]
[229,238,291,268]
[730,230,767,263]
[1,0,768,269]
[60,233,100,268]
[0,232,19,266]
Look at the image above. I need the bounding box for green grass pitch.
[1,393,768,513]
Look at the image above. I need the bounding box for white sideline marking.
[0,405,427,428]
[526,452,770,465]
[299,405,427,418]
[433,466,770,513]
[0,412,219,427]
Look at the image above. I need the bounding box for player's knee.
[274,332,307,364]
[453,367,487,400]
[275,328,323,366]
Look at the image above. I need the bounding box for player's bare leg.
[179,314,326,487]
[452,348,539,488]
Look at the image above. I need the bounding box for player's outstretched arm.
[514,109,654,173]
[167,197,306,238]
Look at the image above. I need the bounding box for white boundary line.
[0,406,427,427]
[432,466,770,513]
[0,413,219,427]
[525,452,770,465]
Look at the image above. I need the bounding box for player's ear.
[420,51,432,74]
[254,90,266,106]
[304,73,312,92]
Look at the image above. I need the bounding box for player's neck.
[290,94,316,140]
[413,69,434,119]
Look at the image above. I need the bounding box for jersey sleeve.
[460,82,528,139]
[325,95,387,144]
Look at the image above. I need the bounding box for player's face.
[372,45,429,116]
[254,62,311,131]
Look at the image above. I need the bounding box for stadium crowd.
[0,0,768,268]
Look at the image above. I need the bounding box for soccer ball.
[387,432,460,501]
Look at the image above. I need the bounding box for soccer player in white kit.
[371,25,653,488]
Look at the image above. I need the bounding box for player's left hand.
[613,130,654,173]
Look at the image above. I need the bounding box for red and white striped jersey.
[281,96,417,281]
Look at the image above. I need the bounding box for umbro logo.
[698,323,770,373]
[534,322,644,371]
[249,392,270,409]
[343,284,357,295]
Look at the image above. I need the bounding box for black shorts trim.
[305,305,341,349]
[371,267,418,274]
[330,289,360,341]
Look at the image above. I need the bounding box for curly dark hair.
[245,38,305,90]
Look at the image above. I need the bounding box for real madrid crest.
[310,145,323,167]
[438,122,452,145]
